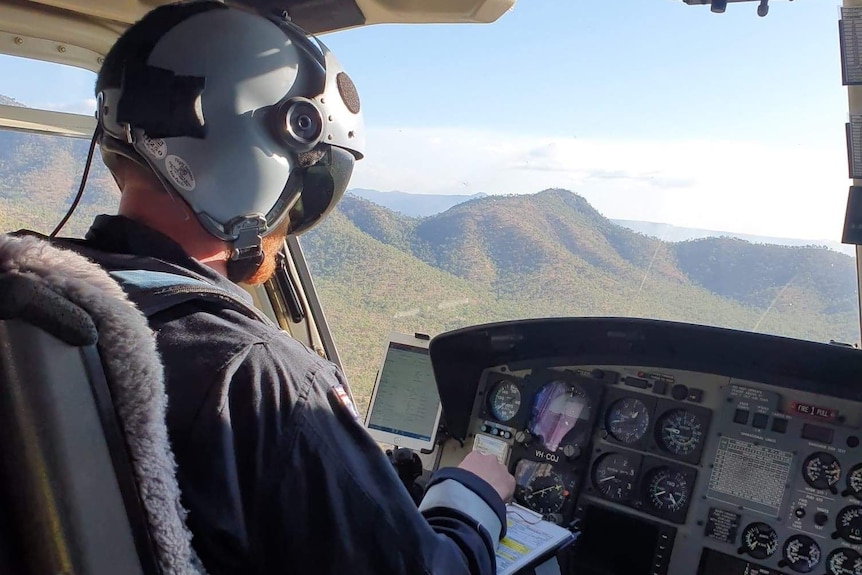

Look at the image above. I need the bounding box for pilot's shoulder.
[255,335,362,422]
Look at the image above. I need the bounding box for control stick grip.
[387,447,425,506]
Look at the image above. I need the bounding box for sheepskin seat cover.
[0,233,205,575]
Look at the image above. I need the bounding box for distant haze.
[348,189,856,256]
[612,220,855,257]
[349,188,487,218]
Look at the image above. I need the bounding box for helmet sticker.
[165,154,196,191]
[143,136,167,159]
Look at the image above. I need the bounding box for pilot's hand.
[458,451,516,503]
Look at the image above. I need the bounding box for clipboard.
[496,503,577,575]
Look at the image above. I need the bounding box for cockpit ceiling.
[1,0,515,42]
[0,0,514,71]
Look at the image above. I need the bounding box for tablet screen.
[366,341,441,449]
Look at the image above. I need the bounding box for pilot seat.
[0,232,205,575]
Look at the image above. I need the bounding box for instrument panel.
[429,318,862,575]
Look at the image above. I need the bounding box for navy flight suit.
[58,215,506,575]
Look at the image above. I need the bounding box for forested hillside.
[0,117,857,415]
[303,191,859,411]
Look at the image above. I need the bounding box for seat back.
[0,234,204,575]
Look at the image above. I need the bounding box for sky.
[0,0,852,242]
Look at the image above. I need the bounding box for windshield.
[305,1,859,413]
[0,2,856,419]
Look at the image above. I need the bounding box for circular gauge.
[488,380,521,422]
[782,534,821,573]
[592,452,640,502]
[846,464,862,500]
[645,467,688,514]
[836,506,862,545]
[803,452,841,492]
[739,522,778,560]
[520,470,567,515]
[530,381,591,452]
[826,548,862,575]
[656,409,705,457]
[606,397,650,444]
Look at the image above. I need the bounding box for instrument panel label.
[790,402,839,422]
[729,385,770,404]
[705,507,741,545]
[707,438,793,517]
[637,370,675,384]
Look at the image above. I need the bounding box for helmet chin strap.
[225,215,267,282]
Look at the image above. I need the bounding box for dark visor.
[289,146,355,235]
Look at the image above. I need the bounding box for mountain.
[348,189,853,257]
[301,190,860,411]
[0,95,24,107]
[348,188,487,217]
[0,115,858,414]
[613,219,855,257]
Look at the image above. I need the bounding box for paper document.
[496,503,576,575]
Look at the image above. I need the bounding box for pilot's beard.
[229,219,290,286]
[245,226,289,286]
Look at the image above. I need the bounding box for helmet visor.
[289,146,354,235]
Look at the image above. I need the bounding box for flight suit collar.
[85,214,254,304]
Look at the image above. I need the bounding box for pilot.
[59,2,515,574]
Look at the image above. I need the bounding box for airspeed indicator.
[488,380,521,422]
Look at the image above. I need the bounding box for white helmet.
[96,1,364,277]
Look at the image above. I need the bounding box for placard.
[840,7,862,85]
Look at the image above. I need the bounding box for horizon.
[346,187,857,256]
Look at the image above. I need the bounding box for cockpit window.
[0,6,856,419]
[0,55,118,237]
[0,55,96,114]
[302,3,859,415]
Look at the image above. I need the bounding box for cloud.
[349,125,849,242]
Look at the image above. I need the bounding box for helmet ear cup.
[277,97,324,152]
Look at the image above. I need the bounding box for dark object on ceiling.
[228,0,365,33]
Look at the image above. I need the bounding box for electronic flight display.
[429,318,862,575]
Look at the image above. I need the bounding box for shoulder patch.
[331,383,361,422]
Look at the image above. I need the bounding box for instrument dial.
[645,467,688,514]
[782,534,821,573]
[739,522,778,559]
[592,452,640,503]
[520,471,567,515]
[846,464,862,500]
[656,409,704,457]
[606,397,650,444]
[803,452,841,492]
[826,548,862,575]
[488,380,521,422]
[836,506,862,545]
